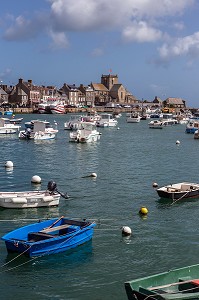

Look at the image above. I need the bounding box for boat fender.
[12,197,27,204]
[43,195,54,202]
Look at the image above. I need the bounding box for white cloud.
[122,21,162,43]
[48,0,195,30]
[2,0,197,57]
[173,22,185,31]
[48,31,69,49]
[158,32,199,61]
[91,48,104,56]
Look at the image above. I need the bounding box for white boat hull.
[0,128,19,134]
[69,121,101,143]
[0,191,60,208]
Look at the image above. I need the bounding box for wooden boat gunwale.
[125,263,199,300]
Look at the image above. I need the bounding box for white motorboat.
[69,121,101,143]
[0,180,68,209]
[148,120,163,129]
[82,111,101,124]
[96,113,118,127]
[0,118,21,134]
[160,113,178,126]
[126,112,141,123]
[186,119,199,133]
[19,120,58,140]
[64,115,83,130]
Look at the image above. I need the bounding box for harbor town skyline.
[1,1,199,106]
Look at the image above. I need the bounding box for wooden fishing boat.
[1,217,96,257]
[156,182,199,200]
[125,263,199,299]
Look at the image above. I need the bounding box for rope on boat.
[171,190,190,206]
[1,245,32,268]
[142,281,199,300]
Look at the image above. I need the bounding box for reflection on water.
[3,240,93,272]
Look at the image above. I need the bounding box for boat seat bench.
[28,232,55,242]
[40,224,72,233]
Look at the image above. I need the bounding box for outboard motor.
[47,180,57,193]
[25,128,31,139]
[47,180,69,199]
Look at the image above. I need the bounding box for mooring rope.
[171,190,190,206]
[0,222,96,272]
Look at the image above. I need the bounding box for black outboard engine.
[25,127,31,139]
[47,180,57,194]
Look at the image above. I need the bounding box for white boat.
[19,120,58,140]
[157,182,199,201]
[194,130,199,139]
[50,103,65,114]
[69,122,101,143]
[186,119,199,133]
[148,120,163,129]
[64,115,83,130]
[38,102,48,114]
[9,117,23,124]
[160,113,178,126]
[96,113,118,127]
[0,181,67,209]
[0,118,21,134]
[82,111,101,124]
[126,113,141,123]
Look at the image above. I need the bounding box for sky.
[1,0,199,107]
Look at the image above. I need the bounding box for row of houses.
[0,74,186,110]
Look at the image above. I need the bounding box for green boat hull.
[125,263,199,300]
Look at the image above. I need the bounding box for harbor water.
[0,113,199,300]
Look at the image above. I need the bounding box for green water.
[0,114,198,300]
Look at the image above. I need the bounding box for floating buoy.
[152,182,158,188]
[31,175,41,184]
[121,226,132,236]
[90,173,97,178]
[176,140,180,144]
[117,127,120,130]
[139,206,148,215]
[5,161,13,168]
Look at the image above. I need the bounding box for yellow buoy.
[139,206,148,215]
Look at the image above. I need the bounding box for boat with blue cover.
[1,216,96,257]
[125,263,199,299]
[185,119,199,133]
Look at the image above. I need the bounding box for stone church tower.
[101,74,118,90]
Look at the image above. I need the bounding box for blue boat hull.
[1,218,96,257]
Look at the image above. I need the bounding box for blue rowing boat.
[1,216,96,257]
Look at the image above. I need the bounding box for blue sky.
[1,0,199,107]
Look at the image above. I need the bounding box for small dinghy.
[156,182,199,200]
[0,180,68,208]
[1,216,96,257]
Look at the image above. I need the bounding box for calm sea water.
[0,113,199,300]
